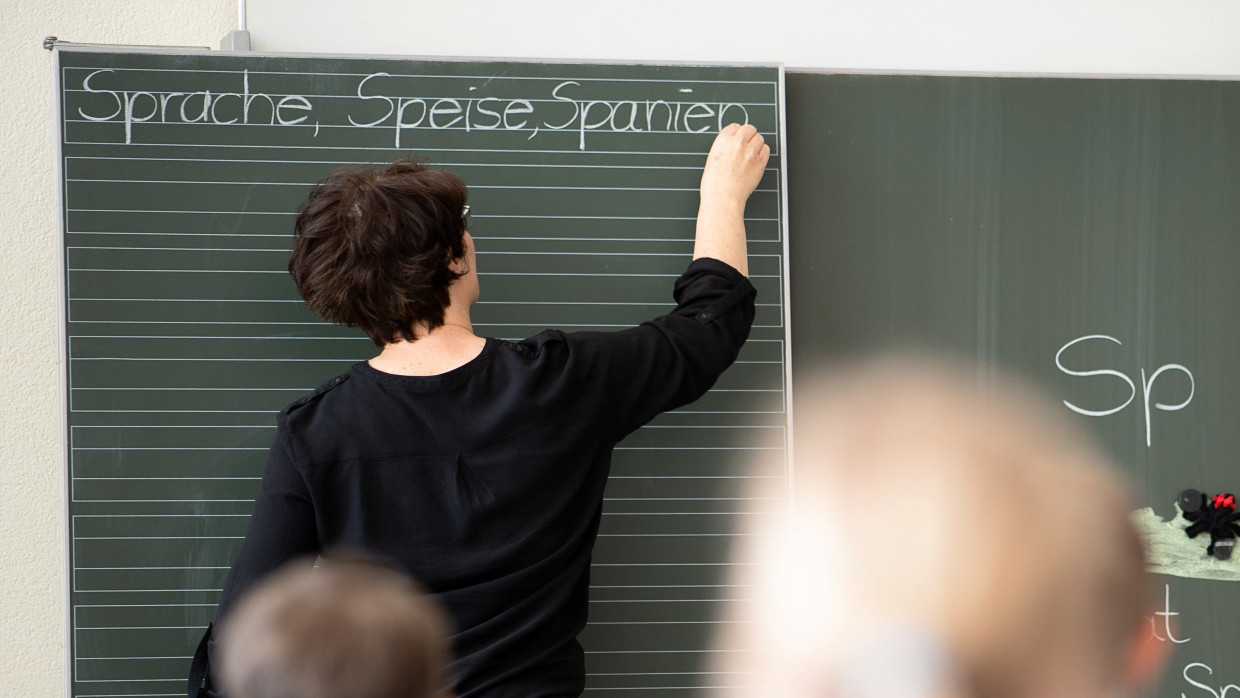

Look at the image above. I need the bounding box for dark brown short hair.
[289,159,468,347]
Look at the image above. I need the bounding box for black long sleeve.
[200,258,755,697]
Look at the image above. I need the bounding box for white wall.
[2,3,234,695]
[248,0,1240,76]
[5,1,1238,695]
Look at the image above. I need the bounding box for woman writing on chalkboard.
[190,124,770,698]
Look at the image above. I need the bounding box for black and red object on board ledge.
[1180,489,1240,560]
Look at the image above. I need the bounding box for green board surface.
[58,49,786,697]
[787,72,1240,697]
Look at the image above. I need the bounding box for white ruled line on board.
[69,486,768,495]
[68,248,782,259]
[73,679,196,684]
[590,562,751,566]
[64,124,775,147]
[61,71,773,109]
[608,475,780,479]
[65,232,779,246]
[66,387,778,394]
[76,564,231,568]
[70,451,266,456]
[60,63,780,85]
[589,583,754,589]
[69,177,774,194]
[598,503,772,507]
[72,516,240,522]
[66,154,715,169]
[586,670,751,675]
[66,208,779,222]
[67,178,778,195]
[63,116,776,137]
[60,139,776,158]
[65,335,780,357]
[73,477,261,481]
[64,324,784,333]
[75,535,244,540]
[66,322,778,332]
[68,589,756,598]
[68,269,734,276]
[75,603,218,608]
[596,533,765,538]
[73,589,222,595]
[69,499,257,503]
[75,654,191,660]
[585,620,744,625]
[67,423,765,429]
[583,648,750,654]
[73,682,202,688]
[65,404,782,415]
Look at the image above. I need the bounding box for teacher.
[192,124,769,697]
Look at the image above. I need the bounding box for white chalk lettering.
[1183,662,1240,698]
[544,81,582,131]
[682,102,715,133]
[348,72,394,127]
[158,92,183,122]
[347,75,548,147]
[645,100,674,131]
[503,100,534,131]
[1143,363,1195,446]
[122,91,160,143]
[242,72,277,125]
[179,91,210,124]
[1056,335,1136,417]
[77,68,760,151]
[430,98,463,129]
[77,69,316,144]
[718,101,750,127]
[578,100,614,149]
[1148,583,1190,644]
[1055,334,1194,447]
[78,69,122,122]
[276,95,312,126]
[209,92,240,125]
[610,101,642,132]
[539,80,753,150]
[394,99,427,147]
[473,98,503,129]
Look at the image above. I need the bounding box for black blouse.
[206,257,756,697]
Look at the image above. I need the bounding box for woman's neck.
[368,320,487,377]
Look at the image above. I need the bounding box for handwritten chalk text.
[1149,583,1190,644]
[77,69,315,144]
[346,74,751,150]
[72,69,755,151]
[1055,334,1194,447]
[1182,663,1240,698]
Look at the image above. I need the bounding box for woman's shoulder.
[498,329,569,361]
[281,370,353,417]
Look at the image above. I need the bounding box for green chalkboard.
[787,72,1240,696]
[56,48,786,697]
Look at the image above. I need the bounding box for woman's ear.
[449,232,473,275]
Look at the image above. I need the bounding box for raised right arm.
[692,123,771,277]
